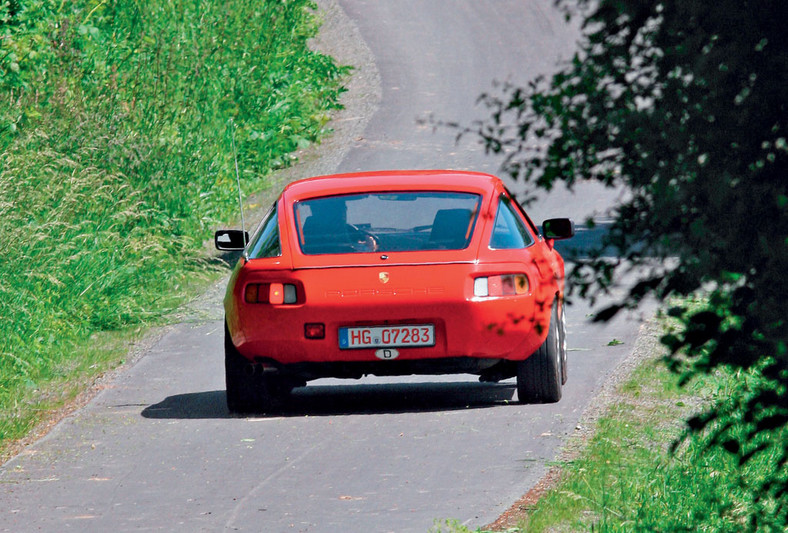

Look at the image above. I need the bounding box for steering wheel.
[348,225,380,252]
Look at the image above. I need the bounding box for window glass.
[504,186,540,236]
[294,192,482,254]
[489,196,535,249]
[247,204,281,258]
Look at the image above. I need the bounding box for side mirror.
[215,230,249,251]
[542,218,574,240]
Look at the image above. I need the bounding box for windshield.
[294,192,482,255]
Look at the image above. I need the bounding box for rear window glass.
[294,192,482,254]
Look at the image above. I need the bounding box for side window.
[247,204,281,258]
[504,186,540,236]
[489,196,535,249]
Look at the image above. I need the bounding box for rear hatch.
[286,189,488,270]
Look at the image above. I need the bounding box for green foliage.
[469,0,787,526]
[476,361,785,532]
[526,363,786,532]
[1,0,346,445]
[435,359,786,531]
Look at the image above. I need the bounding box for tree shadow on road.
[141,380,517,419]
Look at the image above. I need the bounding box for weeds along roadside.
[519,362,786,531]
[0,0,348,456]
[433,318,786,532]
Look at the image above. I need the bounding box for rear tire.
[517,301,563,403]
[225,323,285,414]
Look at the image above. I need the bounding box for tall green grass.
[435,357,786,532]
[0,0,347,450]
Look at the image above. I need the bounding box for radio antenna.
[230,120,247,246]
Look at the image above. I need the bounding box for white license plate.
[339,324,435,349]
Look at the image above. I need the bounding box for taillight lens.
[473,274,529,297]
[245,283,298,304]
[245,283,266,303]
[269,283,285,304]
[284,284,297,303]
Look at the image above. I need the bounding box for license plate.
[339,324,435,349]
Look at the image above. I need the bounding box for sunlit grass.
[537,362,785,531]
[435,357,786,532]
[0,0,347,456]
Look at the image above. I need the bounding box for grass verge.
[1,0,347,460]
[434,338,787,532]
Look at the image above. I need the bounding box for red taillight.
[245,283,268,303]
[488,276,503,296]
[244,283,297,304]
[304,323,325,339]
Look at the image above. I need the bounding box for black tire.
[224,323,284,414]
[516,300,563,404]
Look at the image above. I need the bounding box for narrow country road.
[1,2,651,532]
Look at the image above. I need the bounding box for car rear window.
[294,192,482,254]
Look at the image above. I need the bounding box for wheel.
[516,300,563,403]
[224,323,288,413]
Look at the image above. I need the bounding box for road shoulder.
[485,320,662,530]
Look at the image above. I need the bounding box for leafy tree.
[469,0,786,528]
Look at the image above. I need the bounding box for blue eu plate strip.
[338,328,349,348]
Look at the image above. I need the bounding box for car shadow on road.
[141,381,517,419]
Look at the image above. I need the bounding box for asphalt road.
[0,2,653,532]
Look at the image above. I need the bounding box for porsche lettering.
[325,287,445,298]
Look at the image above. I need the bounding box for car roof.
[281,170,502,201]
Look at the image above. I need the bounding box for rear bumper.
[224,262,557,373]
[228,296,551,366]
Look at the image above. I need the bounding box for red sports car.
[215,170,574,412]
